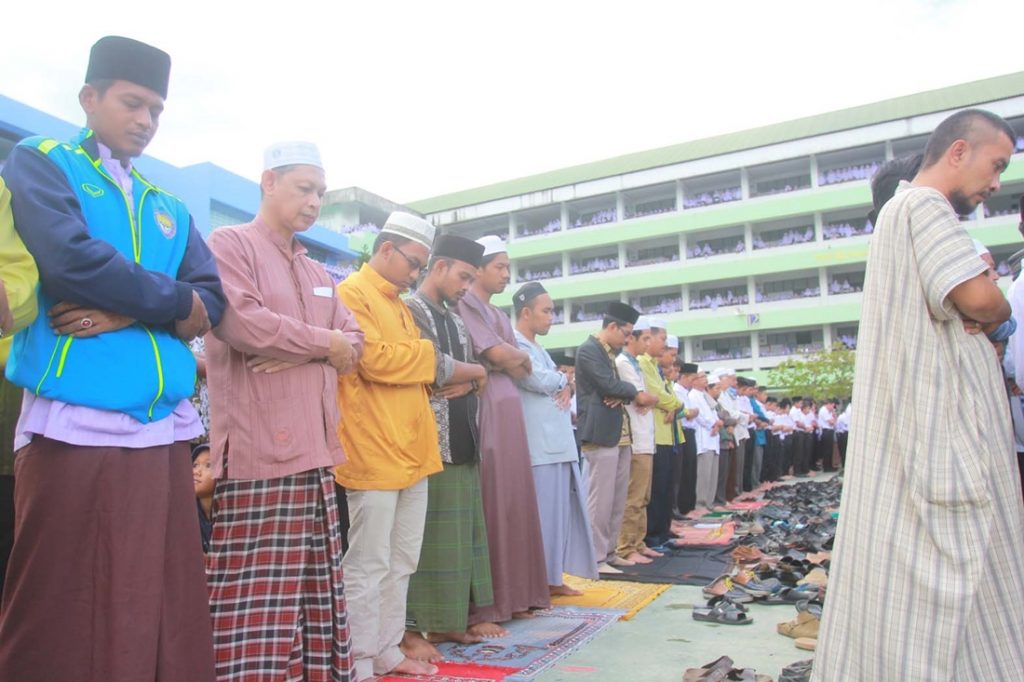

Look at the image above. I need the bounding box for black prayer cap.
[433,234,484,268]
[550,351,575,367]
[513,282,548,313]
[737,376,756,388]
[679,362,699,374]
[86,36,172,99]
[606,301,640,325]
[191,442,210,461]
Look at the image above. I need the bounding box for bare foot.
[624,552,653,565]
[427,630,484,645]
[391,656,438,676]
[550,584,583,596]
[512,610,537,619]
[467,622,509,638]
[400,631,443,664]
[641,547,664,558]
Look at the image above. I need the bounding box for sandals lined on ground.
[692,596,753,625]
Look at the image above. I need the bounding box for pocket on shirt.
[252,397,301,463]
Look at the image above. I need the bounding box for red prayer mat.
[379,662,518,681]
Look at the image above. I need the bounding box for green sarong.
[406,461,493,632]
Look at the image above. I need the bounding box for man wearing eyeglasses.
[335,212,443,681]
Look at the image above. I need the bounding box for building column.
[676,179,685,212]
[616,191,625,222]
[508,213,517,241]
[823,324,833,350]
[681,284,690,313]
[679,232,688,260]
[750,331,760,365]
[814,212,824,242]
[511,260,519,284]
[562,251,570,278]
[618,243,627,270]
[740,168,750,200]
[884,140,894,161]
[818,267,828,298]
[747,275,756,305]
[561,297,572,326]
[809,154,819,188]
[560,203,569,232]
[683,336,694,363]
[744,222,753,253]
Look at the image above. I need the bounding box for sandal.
[693,596,753,625]
[794,637,817,651]
[762,585,821,605]
[702,575,754,603]
[682,656,734,681]
[777,611,820,639]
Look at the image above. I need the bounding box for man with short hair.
[815,398,837,472]
[513,282,598,592]
[644,332,683,547]
[815,109,1024,681]
[614,317,659,565]
[457,237,550,624]
[403,235,496,659]
[575,302,642,573]
[673,361,702,515]
[712,369,742,503]
[749,385,771,486]
[335,212,444,680]
[0,36,225,681]
[691,372,724,510]
[205,142,363,681]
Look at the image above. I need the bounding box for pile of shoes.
[776,598,822,651]
[683,655,773,681]
[777,659,812,682]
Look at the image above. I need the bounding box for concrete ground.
[536,583,813,681]
[538,473,834,681]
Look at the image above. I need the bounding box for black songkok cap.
[513,282,548,312]
[433,234,484,268]
[680,362,699,374]
[191,442,210,461]
[86,36,172,99]
[606,301,640,325]
[549,351,575,367]
[737,377,756,388]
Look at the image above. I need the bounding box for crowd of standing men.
[1,34,1023,682]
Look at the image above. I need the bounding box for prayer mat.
[550,575,670,620]
[379,661,518,681]
[672,520,736,545]
[600,543,736,586]
[435,607,622,681]
[724,500,767,510]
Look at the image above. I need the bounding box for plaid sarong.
[406,461,493,632]
[207,468,353,681]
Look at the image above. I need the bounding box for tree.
[767,343,855,401]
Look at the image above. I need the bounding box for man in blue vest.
[0,36,224,681]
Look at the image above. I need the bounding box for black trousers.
[646,444,676,547]
[742,437,756,491]
[677,429,698,514]
[781,436,795,475]
[837,432,849,468]
[818,429,836,471]
[794,432,812,475]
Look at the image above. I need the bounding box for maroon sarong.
[0,437,215,682]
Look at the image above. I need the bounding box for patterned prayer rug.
[550,575,670,620]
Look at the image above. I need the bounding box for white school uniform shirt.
[689,388,720,455]
[818,406,836,431]
[774,412,795,440]
[616,352,655,454]
[719,390,749,441]
[835,406,851,434]
[678,383,699,429]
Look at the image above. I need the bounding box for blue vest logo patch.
[81,183,104,198]
[155,210,176,239]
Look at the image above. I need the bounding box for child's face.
[192,451,214,498]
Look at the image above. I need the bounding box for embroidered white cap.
[263,141,323,171]
[666,335,679,350]
[477,235,507,257]
[381,212,436,249]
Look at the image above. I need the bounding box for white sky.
[2,0,1022,205]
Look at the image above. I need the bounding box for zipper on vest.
[90,158,166,419]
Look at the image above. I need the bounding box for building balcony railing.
[818,162,881,187]
[683,187,742,209]
[823,220,873,240]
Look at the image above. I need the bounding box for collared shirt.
[689,387,720,454]
[818,406,836,430]
[617,350,654,454]
[335,264,441,490]
[514,330,577,466]
[205,216,364,480]
[751,398,769,446]
[407,291,479,465]
[638,354,682,446]
[13,142,200,451]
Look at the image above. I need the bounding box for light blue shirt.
[513,330,577,466]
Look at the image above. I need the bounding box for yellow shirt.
[0,177,39,365]
[334,264,441,490]
[639,354,682,446]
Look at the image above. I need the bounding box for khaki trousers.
[616,453,653,557]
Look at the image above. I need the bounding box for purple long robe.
[456,291,550,622]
